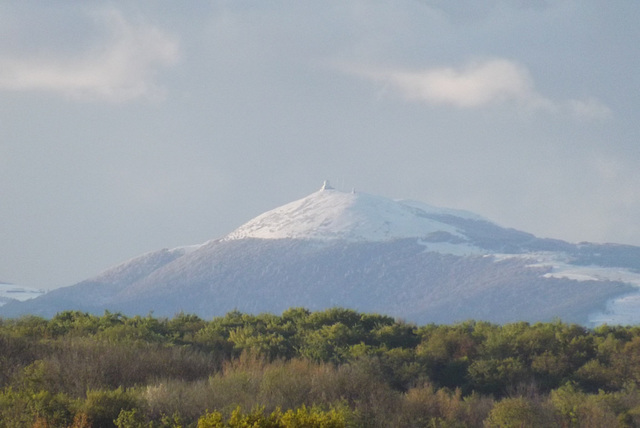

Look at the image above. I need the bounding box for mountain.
[0,282,46,307]
[2,182,640,325]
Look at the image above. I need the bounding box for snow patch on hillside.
[224,188,474,242]
[90,246,196,285]
[588,293,640,326]
[399,199,488,222]
[492,252,640,325]
[543,264,640,286]
[418,240,485,256]
[492,252,640,286]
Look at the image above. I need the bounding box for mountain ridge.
[2,184,639,325]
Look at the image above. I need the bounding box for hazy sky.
[2,1,639,288]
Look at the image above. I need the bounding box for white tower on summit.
[320,180,334,191]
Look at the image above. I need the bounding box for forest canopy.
[2,308,640,427]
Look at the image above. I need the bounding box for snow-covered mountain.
[2,182,640,325]
[224,180,484,244]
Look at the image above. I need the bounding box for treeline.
[2,308,640,426]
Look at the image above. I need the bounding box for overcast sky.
[1,1,639,288]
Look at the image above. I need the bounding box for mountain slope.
[223,183,482,242]
[2,184,639,324]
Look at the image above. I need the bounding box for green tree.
[485,396,553,428]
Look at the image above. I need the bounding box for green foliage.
[114,408,148,428]
[197,405,351,428]
[0,387,75,428]
[549,382,621,427]
[485,396,554,427]
[468,357,529,395]
[82,387,140,428]
[197,410,224,428]
[279,404,351,427]
[3,308,640,426]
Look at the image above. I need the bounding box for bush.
[485,396,555,428]
[82,387,140,428]
[196,405,352,428]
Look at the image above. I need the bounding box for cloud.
[351,58,610,118]
[385,59,542,107]
[567,97,613,120]
[0,9,179,102]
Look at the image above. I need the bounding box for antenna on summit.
[321,180,334,191]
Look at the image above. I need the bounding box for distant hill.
[0,282,46,307]
[3,182,639,325]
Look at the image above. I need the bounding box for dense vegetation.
[2,308,640,427]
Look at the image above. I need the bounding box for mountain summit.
[2,184,640,325]
[224,182,481,242]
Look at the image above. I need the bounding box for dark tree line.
[2,308,640,426]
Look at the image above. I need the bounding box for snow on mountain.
[3,182,640,325]
[223,182,472,242]
[489,252,640,325]
[589,292,640,326]
[89,245,201,287]
[492,252,640,286]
